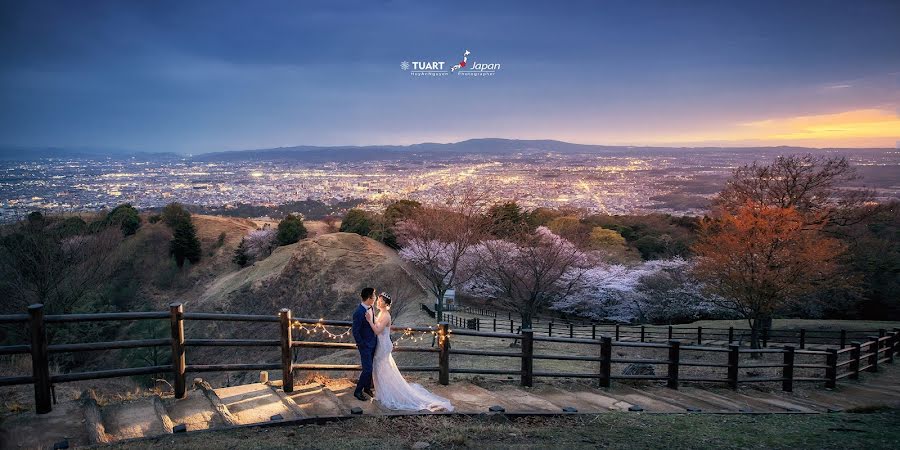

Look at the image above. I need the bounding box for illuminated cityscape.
[2,146,897,222]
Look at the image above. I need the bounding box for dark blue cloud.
[1,0,898,151]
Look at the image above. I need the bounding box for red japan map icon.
[450,50,470,72]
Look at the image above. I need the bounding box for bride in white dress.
[365,293,454,412]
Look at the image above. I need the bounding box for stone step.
[699,388,819,412]
[614,385,729,412]
[80,389,111,445]
[525,385,626,413]
[484,386,565,412]
[101,397,169,441]
[833,382,900,403]
[568,385,634,411]
[427,381,518,413]
[214,383,302,425]
[762,390,841,412]
[326,379,393,415]
[0,398,91,449]
[281,382,345,417]
[595,386,685,412]
[164,388,230,432]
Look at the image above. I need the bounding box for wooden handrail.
[48,339,171,353]
[184,312,278,322]
[185,339,279,347]
[3,304,897,415]
[44,311,169,322]
[0,314,29,323]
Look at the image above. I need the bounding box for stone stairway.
[3,368,900,449]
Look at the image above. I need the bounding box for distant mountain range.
[0,139,890,162]
[0,146,181,160]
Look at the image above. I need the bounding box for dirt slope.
[195,232,429,324]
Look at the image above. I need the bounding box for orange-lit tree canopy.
[692,203,846,348]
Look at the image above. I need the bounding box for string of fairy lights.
[290,319,450,347]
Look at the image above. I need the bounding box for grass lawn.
[684,319,900,332]
[106,409,900,449]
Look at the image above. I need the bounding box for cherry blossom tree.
[233,227,278,266]
[464,227,590,328]
[551,258,720,323]
[396,196,487,321]
[551,261,651,322]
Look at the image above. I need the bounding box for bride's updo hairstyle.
[379,292,393,310]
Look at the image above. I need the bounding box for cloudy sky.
[1,0,898,153]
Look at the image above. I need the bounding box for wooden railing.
[443,312,885,349]
[1,303,898,415]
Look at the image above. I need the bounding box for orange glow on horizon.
[639,108,900,148]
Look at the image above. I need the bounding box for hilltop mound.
[195,232,430,324]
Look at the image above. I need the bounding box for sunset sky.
[1,0,898,153]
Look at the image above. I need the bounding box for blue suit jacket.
[352,304,377,350]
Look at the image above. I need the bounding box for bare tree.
[376,275,422,325]
[395,187,490,322]
[322,215,339,233]
[465,227,590,329]
[0,220,123,314]
[714,154,874,226]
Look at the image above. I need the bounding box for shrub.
[276,214,307,245]
[106,204,141,236]
[339,209,373,236]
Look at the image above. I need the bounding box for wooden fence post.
[825,348,837,389]
[727,344,740,390]
[668,326,673,341]
[888,331,897,364]
[510,320,514,333]
[615,324,620,341]
[548,322,553,337]
[640,325,645,342]
[799,329,806,349]
[697,326,703,345]
[599,336,612,388]
[729,327,734,344]
[782,346,794,392]
[762,327,768,347]
[279,309,294,392]
[28,304,51,414]
[667,340,680,390]
[850,342,861,380]
[569,323,574,339]
[493,318,496,332]
[867,336,879,373]
[521,329,533,387]
[169,302,186,399]
[840,329,847,349]
[438,323,449,386]
[894,329,900,358]
[592,324,596,340]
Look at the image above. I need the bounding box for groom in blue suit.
[352,287,377,401]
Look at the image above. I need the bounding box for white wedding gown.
[373,323,454,412]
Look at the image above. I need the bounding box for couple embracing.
[351,287,454,412]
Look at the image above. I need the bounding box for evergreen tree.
[276,214,307,245]
[339,209,373,236]
[161,202,192,228]
[106,204,142,236]
[486,201,532,238]
[170,218,201,268]
[232,238,250,267]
